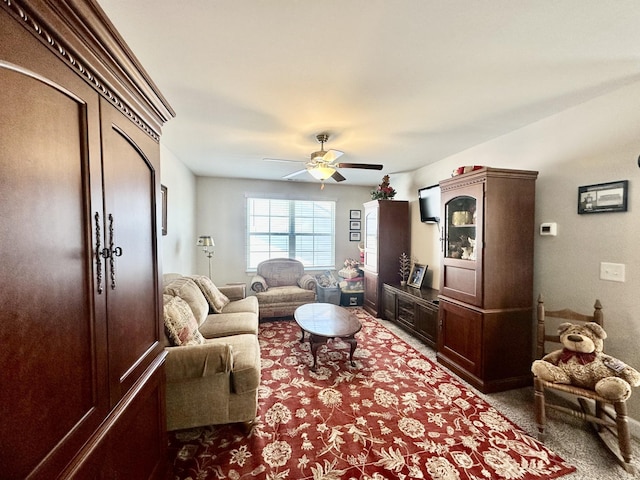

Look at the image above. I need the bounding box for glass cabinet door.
[364,208,378,272]
[444,195,477,261]
[440,181,484,307]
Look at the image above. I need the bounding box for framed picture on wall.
[578,180,628,214]
[349,220,361,230]
[350,209,361,219]
[349,231,361,242]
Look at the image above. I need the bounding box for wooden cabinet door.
[0,41,108,479]
[363,270,379,316]
[100,99,163,406]
[381,285,396,320]
[415,302,437,347]
[437,299,482,376]
[440,182,484,307]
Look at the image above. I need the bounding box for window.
[247,197,335,270]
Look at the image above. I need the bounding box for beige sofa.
[250,258,317,319]
[162,273,260,431]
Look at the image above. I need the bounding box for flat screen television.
[418,184,441,223]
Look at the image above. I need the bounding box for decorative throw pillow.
[163,294,205,346]
[298,274,317,291]
[163,277,209,325]
[189,275,230,314]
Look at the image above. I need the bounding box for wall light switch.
[540,222,557,236]
[600,262,625,282]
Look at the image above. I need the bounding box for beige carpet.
[377,317,640,479]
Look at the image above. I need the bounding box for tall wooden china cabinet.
[437,168,538,393]
[362,200,409,317]
[0,1,174,478]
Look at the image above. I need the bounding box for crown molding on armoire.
[1,0,175,141]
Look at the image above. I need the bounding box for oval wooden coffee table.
[294,303,362,371]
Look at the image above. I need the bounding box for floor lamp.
[196,235,215,279]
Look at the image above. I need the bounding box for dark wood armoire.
[0,1,174,478]
[437,167,538,393]
[362,200,409,317]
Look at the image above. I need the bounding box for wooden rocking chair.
[533,294,636,473]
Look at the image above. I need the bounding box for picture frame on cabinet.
[161,184,168,235]
[577,180,628,214]
[350,220,361,230]
[349,231,361,242]
[408,263,427,288]
[350,209,361,219]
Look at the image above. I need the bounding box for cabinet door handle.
[94,212,104,294]
[107,214,123,289]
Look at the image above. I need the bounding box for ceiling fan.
[267,133,383,183]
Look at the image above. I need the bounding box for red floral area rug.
[168,308,576,479]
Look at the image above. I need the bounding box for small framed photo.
[350,209,361,219]
[349,231,361,242]
[407,263,427,288]
[578,180,628,214]
[349,220,361,230]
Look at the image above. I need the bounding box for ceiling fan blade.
[322,149,344,163]
[264,158,303,164]
[337,163,383,170]
[331,170,346,182]
[283,169,308,179]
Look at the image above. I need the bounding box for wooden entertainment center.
[379,167,538,394]
[382,283,439,348]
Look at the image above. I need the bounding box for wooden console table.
[382,283,440,348]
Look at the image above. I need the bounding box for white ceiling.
[98,0,640,186]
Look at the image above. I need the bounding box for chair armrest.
[219,284,246,301]
[250,274,268,292]
[165,342,233,381]
[298,274,317,291]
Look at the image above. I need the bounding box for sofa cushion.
[189,275,230,313]
[255,285,316,304]
[198,311,259,338]
[164,277,209,326]
[163,294,205,346]
[221,296,259,316]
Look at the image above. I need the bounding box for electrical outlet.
[600,262,625,282]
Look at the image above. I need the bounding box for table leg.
[299,327,306,343]
[345,335,357,367]
[309,334,327,372]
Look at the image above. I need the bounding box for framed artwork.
[407,263,427,288]
[350,220,361,230]
[161,184,168,236]
[349,231,361,242]
[350,209,361,219]
[578,180,628,214]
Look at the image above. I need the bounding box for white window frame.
[246,196,336,270]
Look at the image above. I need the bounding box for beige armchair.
[250,258,316,319]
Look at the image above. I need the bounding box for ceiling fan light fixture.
[308,165,336,181]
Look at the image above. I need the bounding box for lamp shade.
[196,235,214,247]
[308,166,336,181]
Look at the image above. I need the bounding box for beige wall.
[194,177,372,286]
[160,144,197,274]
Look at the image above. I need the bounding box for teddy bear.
[531,322,640,401]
